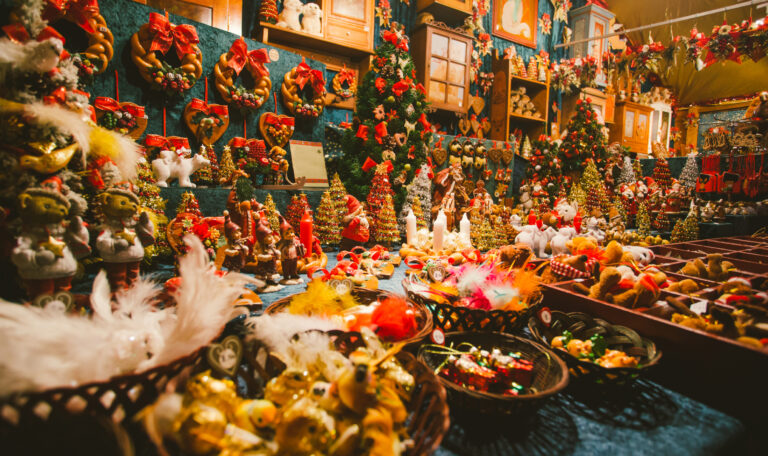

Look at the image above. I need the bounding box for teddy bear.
[95,182,155,290]
[276,216,305,285]
[679,254,735,282]
[276,0,303,31]
[573,266,622,300]
[498,243,533,269]
[566,236,599,255]
[600,241,625,266]
[605,272,663,309]
[541,254,596,283]
[301,2,323,36]
[666,279,701,295]
[11,177,90,302]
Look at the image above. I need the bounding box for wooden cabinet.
[609,101,653,155]
[416,0,472,23]
[489,55,550,142]
[411,23,473,113]
[560,87,615,126]
[136,0,242,35]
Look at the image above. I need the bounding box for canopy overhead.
[606,0,768,105]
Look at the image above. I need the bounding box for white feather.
[25,102,92,160]
[108,129,142,181]
[456,266,491,296]
[244,313,342,359]
[484,284,520,309]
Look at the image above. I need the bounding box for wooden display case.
[136,0,242,35]
[609,101,653,155]
[489,54,550,142]
[415,0,472,23]
[411,23,473,113]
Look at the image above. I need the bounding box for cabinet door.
[138,0,242,35]
[622,109,635,140]
[636,111,649,143]
[427,30,469,111]
[327,0,373,50]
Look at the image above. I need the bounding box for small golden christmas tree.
[219,146,236,186]
[263,193,280,232]
[411,195,427,230]
[636,201,651,237]
[315,189,340,246]
[375,194,401,245]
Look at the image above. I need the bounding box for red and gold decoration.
[183,98,230,146]
[281,58,326,118]
[331,65,357,100]
[130,12,202,95]
[214,37,271,112]
[94,96,147,139]
[259,112,295,148]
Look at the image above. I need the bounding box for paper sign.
[289,140,328,187]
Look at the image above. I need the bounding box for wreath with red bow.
[214,37,271,112]
[130,12,203,95]
[281,58,326,118]
[331,65,357,99]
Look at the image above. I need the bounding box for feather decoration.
[455,264,491,296]
[25,101,92,160]
[244,313,342,359]
[89,126,142,181]
[0,236,253,397]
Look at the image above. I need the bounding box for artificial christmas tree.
[219,146,237,186]
[568,183,587,209]
[636,201,651,237]
[366,164,395,241]
[177,191,202,216]
[259,0,278,24]
[523,136,564,204]
[612,195,628,225]
[633,158,644,181]
[580,161,609,216]
[193,146,219,186]
[263,193,280,232]
[337,24,432,207]
[136,160,170,263]
[374,194,400,245]
[411,196,427,230]
[558,99,609,176]
[652,207,670,232]
[397,163,432,235]
[617,156,636,187]
[470,205,484,247]
[652,158,672,192]
[475,218,495,251]
[329,173,349,229]
[670,208,699,242]
[286,194,311,234]
[679,154,700,189]
[315,189,341,246]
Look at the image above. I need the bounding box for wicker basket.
[403,279,542,333]
[265,287,433,346]
[528,311,662,385]
[418,331,568,416]
[0,345,206,440]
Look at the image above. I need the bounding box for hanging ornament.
[281,58,326,118]
[214,37,271,112]
[538,13,552,35]
[184,98,230,146]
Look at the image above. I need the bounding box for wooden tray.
[649,246,708,260]
[724,251,768,265]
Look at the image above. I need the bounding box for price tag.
[690,301,708,315]
[430,328,445,345]
[538,307,552,327]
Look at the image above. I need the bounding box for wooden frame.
[135,0,243,35]
[492,0,538,49]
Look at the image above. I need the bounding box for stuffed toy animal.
[152,149,210,187]
[605,273,661,309]
[541,254,596,283]
[301,2,323,36]
[679,254,736,281]
[573,267,622,300]
[277,0,304,31]
[666,279,701,294]
[11,178,90,302]
[566,236,598,255]
[601,240,625,265]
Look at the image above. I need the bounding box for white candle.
[433,210,446,253]
[406,209,417,245]
[459,213,471,244]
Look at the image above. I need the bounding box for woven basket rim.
[527,310,663,376]
[264,287,434,345]
[418,331,569,403]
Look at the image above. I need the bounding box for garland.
[213,37,271,112]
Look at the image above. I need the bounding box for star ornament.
[40,235,66,257]
[539,14,552,35]
[404,120,416,135]
[116,229,137,244]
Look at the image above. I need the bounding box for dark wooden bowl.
[265,287,433,346]
[418,331,568,416]
[402,279,542,334]
[528,310,662,385]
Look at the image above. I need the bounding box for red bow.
[392,78,411,97]
[43,86,68,105]
[43,0,99,34]
[382,30,398,45]
[356,125,369,140]
[94,97,145,118]
[3,24,70,60]
[414,83,426,95]
[227,37,270,78]
[188,98,229,117]
[295,59,325,94]
[339,121,352,129]
[148,12,199,60]
[374,121,388,144]
[407,145,415,160]
[264,112,294,127]
[229,137,247,148]
[337,65,355,84]
[362,157,393,173]
[144,134,169,148]
[396,38,409,52]
[416,157,435,179]
[167,136,190,151]
[418,113,431,130]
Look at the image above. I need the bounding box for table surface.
[76,252,746,455]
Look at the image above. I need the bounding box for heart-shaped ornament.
[207,335,243,377]
[259,112,295,148]
[94,98,148,140]
[488,148,502,164]
[184,99,230,146]
[470,96,485,115]
[329,278,354,295]
[470,117,481,134]
[481,118,492,135]
[458,117,471,136]
[431,147,447,166]
[502,147,515,165]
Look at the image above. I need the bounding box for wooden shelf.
[416,0,472,24]
[509,113,546,123]
[258,22,373,59]
[509,75,549,88]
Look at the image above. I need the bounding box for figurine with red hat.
[215,210,250,273]
[277,215,305,285]
[251,214,283,292]
[11,177,90,303]
[95,182,155,290]
[340,195,370,251]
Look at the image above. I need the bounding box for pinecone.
[380,65,395,79]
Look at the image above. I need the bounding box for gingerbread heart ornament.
[184,99,230,146]
[206,335,243,377]
[94,97,148,140]
[458,117,471,136]
[431,147,447,166]
[259,112,295,148]
[470,95,485,115]
[502,147,514,165]
[488,147,502,164]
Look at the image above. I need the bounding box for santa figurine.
[277,216,305,285]
[340,195,370,251]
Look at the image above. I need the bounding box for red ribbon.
[264,113,295,127]
[145,134,169,148]
[93,97,145,118]
[168,136,190,151]
[226,37,270,78]
[382,30,398,45]
[43,0,99,34]
[188,98,229,117]
[294,59,325,94]
[147,12,199,61]
[356,125,369,140]
[43,86,68,105]
[337,65,355,84]
[392,78,411,97]
[230,137,247,148]
[374,121,388,144]
[362,157,393,173]
[418,113,431,130]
